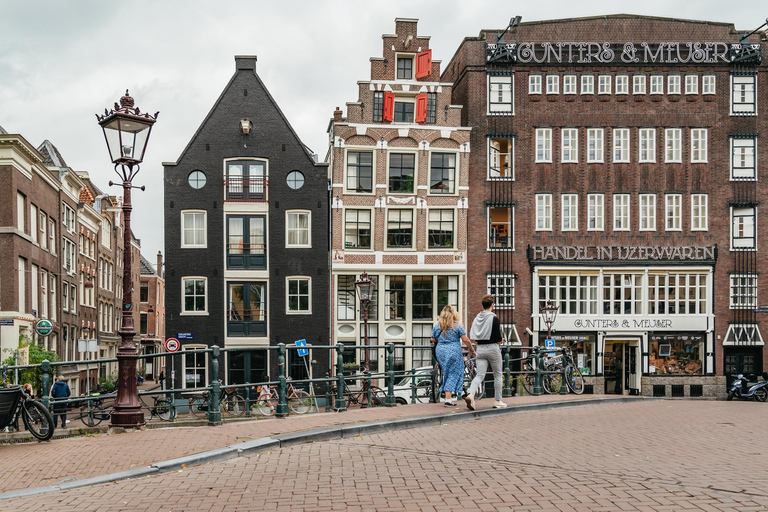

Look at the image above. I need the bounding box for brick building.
[328,19,470,375]
[442,14,766,397]
[138,252,165,380]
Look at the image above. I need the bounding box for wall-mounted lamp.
[240,118,252,135]
[419,139,429,156]
[404,35,413,48]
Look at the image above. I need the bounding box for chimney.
[235,55,257,72]
[157,251,163,278]
[333,107,343,122]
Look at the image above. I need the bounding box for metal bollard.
[366,373,372,408]
[385,343,396,407]
[325,372,332,412]
[208,346,222,425]
[41,360,51,409]
[245,385,251,418]
[410,368,417,404]
[335,344,347,411]
[276,344,289,417]
[502,345,513,398]
[533,347,544,396]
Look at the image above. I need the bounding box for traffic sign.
[165,338,181,352]
[34,319,53,337]
[295,339,308,357]
[545,338,556,355]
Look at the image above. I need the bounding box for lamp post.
[540,300,559,341]
[354,272,374,374]
[96,90,158,428]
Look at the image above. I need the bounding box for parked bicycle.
[522,345,584,395]
[0,366,54,441]
[140,393,175,422]
[327,372,386,409]
[255,378,315,416]
[188,384,246,418]
[75,392,113,427]
[431,350,484,400]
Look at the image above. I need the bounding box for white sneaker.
[464,393,475,410]
[493,400,507,409]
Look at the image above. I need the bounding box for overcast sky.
[1,1,762,269]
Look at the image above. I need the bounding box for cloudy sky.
[1,1,762,268]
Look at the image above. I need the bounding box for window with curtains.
[665,128,682,163]
[437,275,459,311]
[536,194,552,231]
[385,276,406,320]
[428,210,454,249]
[225,160,266,202]
[181,211,206,248]
[691,128,708,162]
[488,74,513,113]
[731,137,756,179]
[587,194,604,231]
[561,128,578,163]
[587,128,603,162]
[639,128,656,162]
[286,211,310,247]
[731,75,756,114]
[561,194,578,231]
[731,207,756,249]
[182,277,207,314]
[227,215,266,269]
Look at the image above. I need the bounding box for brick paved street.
[5,400,768,511]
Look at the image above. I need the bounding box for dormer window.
[397,56,414,80]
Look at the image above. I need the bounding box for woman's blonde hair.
[438,305,460,335]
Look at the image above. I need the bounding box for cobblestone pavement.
[7,400,768,511]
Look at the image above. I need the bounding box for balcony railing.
[224,176,268,202]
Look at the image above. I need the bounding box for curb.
[0,396,653,500]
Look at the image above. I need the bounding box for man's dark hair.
[481,294,495,309]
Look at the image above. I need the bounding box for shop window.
[386,209,413,248]
[649,334,703,375]
[587,194,604,231]
[665,128,682,163]
[184,347,208,388]
[587,128,603,162]
[581,75,594,94]
[665,194,682,231]
[488,138,513,179]
[535,194,552,231]
[613,128,630,163]
[640,194,656,231]
[225,160,266,202]
[561,194,578,231]
[730,137,756,180]
[385,276,406,320]
[488,74,513,114]
[615,75,628,94]
[647,273,708,315]
[602,273,642,315]
[182,277,207,314]
[561,128,578,163]
[730,274,757,309]
[344,209,372,249]
[731,75,756,114]
[227,215,266,269]
[346,151,373,192]
[667,75,681,94]
[337,275,356,321]
[535,128,552,162]
[286,211,310,247]
[388,153,416,193]
[411,276,433,320]
[427,209,454,249]
[613,194,630,231]
[691,128,707,162]
[731,207,756,250]
[546,75,559,94]
[227,282,266,337]
[429,153,456,194]
[563,75,576,94]
[487,275,514,309]
[691,194,708,231]
[488,206,513,249]
[437,275,459,311]
[529,74,541,94]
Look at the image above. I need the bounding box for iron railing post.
[245,384,251,418]
[276,344,289,417]
[325,372,332,412]
[533,347,544,396]
[502,345,513,398]
[559,351,569,395]
[41,360,51,409]
[208,346,222,425]
[410,368,417,404]
[385,343,396,407]
[335,344,347,411]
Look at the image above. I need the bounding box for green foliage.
[1,338,60,395]
[98,375,118,393]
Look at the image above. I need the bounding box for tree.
[2,336,60,396]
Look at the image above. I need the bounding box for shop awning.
[723,324,764,346]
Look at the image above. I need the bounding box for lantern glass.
[100,113,153,165]
[540,300,559,326]
[355,274,374,302]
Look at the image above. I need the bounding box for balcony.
[224,176,268,202]
[227,308,267,337]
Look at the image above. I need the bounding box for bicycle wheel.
[328,386,352,409]
[155,399,174,421]
[565,365,585,395]
[543,372,563,394]
[431,364,443,400]
[223,393,246,416]
[289,390,313,414]
[522,362,535,395]
[80,402,104,427]
[22,400,54,441]
[190,396,208,418]
[463,361,484,400]
[369,386,387,407]
[255,396,276,416]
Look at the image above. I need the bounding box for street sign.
[176,332,193,340]
[165,338,180,352]
[34,319,53,337]
[755,305,768,313]
[0,319,14,326]
[295,339,308,357]
[545,338,556,356]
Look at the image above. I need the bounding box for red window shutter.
[382,92,394,122]
[415,50,432,79]
[415,94,428,123]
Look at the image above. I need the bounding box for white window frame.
[685,75,699,95]
[633,75,646,95]
[731,75,756,115]
[561,194,578,232]
[563,75,577,94]
[487,275,515,309]
[613,194,630,231]
[730,137,756,180]
[181,210,207,248]
[587,194,604,231]
[615,75,628,94]
[181,276,208,315]
[488,138,514,179]
[667,75,681,95]
[650,75,663,95]
[702,75,716,95]
[639,128,656,162]
[39,212,47,250]
[427,208,455,250]
[286,210,311,248]
[691,128,708,163]
[587,128,604,163]
[535,194,552,231]
[665,194,682,231]
[691,194,708,231]
[286,276,312,315]
[546,75,559,94]
[561,128,578,163]
[665,128,682,163]
[183,345,208,389]
[731,207,756,250]
[488,74,514,114]
[640,194,656,231]
[529,74,542,94]
[535,128,552,163]
[49,219,56,255]
[581,75,594,94]
[598,75,611,95]
[730,274,758,309]
[613,128,630,163]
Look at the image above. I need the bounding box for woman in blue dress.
[431,305,475,406]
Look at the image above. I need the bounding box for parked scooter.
[727,372,768,401]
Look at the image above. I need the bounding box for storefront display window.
[551,334,595,375]
[649,334,703,375]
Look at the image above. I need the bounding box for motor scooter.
[727,372,768,401]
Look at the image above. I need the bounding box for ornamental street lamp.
[540,300,559,340]
[96,90,158,429]
[354,271,374,374]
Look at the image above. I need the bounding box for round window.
[286,170,305,190]
[188,170,207,189]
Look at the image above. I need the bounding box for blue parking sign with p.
[545,338,556,355]
[295,339,308,357]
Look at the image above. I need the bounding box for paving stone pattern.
[6,400,768,511]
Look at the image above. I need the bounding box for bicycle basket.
[0,386,22,429]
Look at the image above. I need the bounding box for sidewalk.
[0,393,630,496]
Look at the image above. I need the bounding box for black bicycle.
[0,385,54,441]
[327,373,386,409]
[140,393,175,421]
[76,392,113,427]
[521,352,563,395]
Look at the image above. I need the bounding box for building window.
[488,75,513,114]
[49,220,56,254]
[685,75,699,94]
[536,194,552,231]
[225,160,266,202]
[227,215,266,269]
[598,75,611,94]
[665,128,681,163]
[372,91,385,122]
[387,209,413,248]
[182,277,207,314]
[140,282,149,303]
[63,203,75,233]
[529,74,541,94]
[385,276,406,320]
[633,75,646,94]
[702,75,716,95]
[587,128,603,162]
[287,277,311,314]
[731,75,756,114]
[691,194,708,231]
[50,275,56,321]
[691,128,707,162]
[563,75,576,94]
[140,313,148,335]
[648,273,708,315]
[39,212,47,250]
[561,128,578,163]
[388,153,416,193]
[286,171,304,190]
[393,98,415,123]
[425,93,437,124]
[731,207,756,250]
[668,75,681,94]
[536,128,552,163]
[429,153,456,194]
[487,275,514,309]
[613,128,630,163]
[640,194,656,231]
[428,209,454,249]
[396,56,413,80]
[411,275,433,320]
[488,138,513,179]
[546,75,559,94]
[539,274,598,315]
[63,239,76,275]
[227,282,266,337]
[615,75,628,94]
[437,275,459,311]
[184,347,207,388]
[488,206,513,249]
[587,194,604,231]
[731,275,758,309]
[181,211,206,248]
[639,128,656,162]
[581,75,594,94]
[17,192,25,232]
[665,194,682,231]
[561,194,578,232]
[346,151,373,192]
[188,170,207,189]
[731,137,756,180]
[344,209,371,249]
[603,273,643,315]
[286,211,310,247]
[337,275,356,321]
[650,75,663,94]
[412,324,434,368]
[613,194,630,231]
